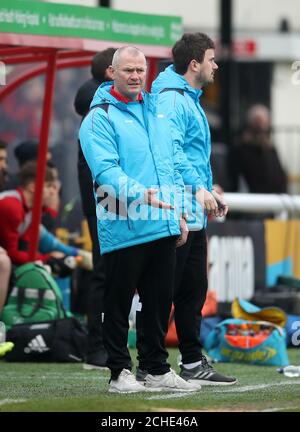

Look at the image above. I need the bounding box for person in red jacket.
[0,141,12,312]
[0,161,62,265]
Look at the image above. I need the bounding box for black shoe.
[83,349,108,371]
[180,355,237,386]
[136,367,148,382]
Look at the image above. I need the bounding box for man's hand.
[211,189,229,217]
[176,216,189,248]
[144,188,174,210]
[77,249,93,271]
[196,188,219,216]
[49,251,65,259]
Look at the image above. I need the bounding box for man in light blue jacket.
[80,46,203,393]
[141,33,236,386]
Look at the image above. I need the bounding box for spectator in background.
[5,139,53,190]
[74,48,116,370]
[0,140,8,191]
[229,104,288,194]
[74,48,117,118]
[14,140,52,170]
[0,161,90,274]
[5,139,60,233]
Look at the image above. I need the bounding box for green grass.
[1,349,300,412]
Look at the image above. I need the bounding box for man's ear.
[106,65,114,81]
[107,65,114,80]
[189,59,199,73]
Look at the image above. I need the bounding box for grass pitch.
[0,348,300,412]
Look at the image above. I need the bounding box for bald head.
[109,46,147,101]
[112,46,146,69]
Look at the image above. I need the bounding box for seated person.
[6,139,60,232]
[0,247,11,313]
[0,161,91,274]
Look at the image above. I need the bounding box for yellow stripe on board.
[264,219,300,278]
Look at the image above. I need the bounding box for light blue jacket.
[39,226,78,257]
[152,65,213,229]
[79,83,202,254]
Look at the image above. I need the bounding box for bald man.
[80,46,203,394]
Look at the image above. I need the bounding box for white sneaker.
[108,369,148,394]
[144,369,201,392]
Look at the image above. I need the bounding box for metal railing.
[224,192,300,219]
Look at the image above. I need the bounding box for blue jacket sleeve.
[158,92,206,190]
[79,108,147,206]
[172,141,186,217]
[39,225,78,256]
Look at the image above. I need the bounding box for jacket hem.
[100,230,179,255]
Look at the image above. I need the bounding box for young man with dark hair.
[143,32,237,386]
[0,161,83,268]
[75,48,117,118]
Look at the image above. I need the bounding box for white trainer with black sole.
[108,369,148,394]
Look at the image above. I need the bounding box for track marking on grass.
[0,399,27,406]
[214,380,300,393]
[1,372,107,381]
[261,406,300,412]
[145,392,194,400]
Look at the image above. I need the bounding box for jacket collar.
[110,86,143,104]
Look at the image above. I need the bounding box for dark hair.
[0,139,7,150]
[172,33,215,75]
[19,161,56,187]
[14,140,38,166]
[91,47,117,81]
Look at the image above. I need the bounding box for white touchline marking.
[1,372,108,380]
[145,392,195,400]
[260,407,298,412]
[0,399,27,406]
[214,380,300,393]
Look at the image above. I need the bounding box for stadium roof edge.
[0,32,172,58]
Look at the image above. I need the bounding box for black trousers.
[137,229,207,366]
[86,214,106,355]
[103,236,176,380]
[173,229,207,364]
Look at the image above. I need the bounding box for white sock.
[182,360,202,369]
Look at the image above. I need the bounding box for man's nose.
[130,70,139,80]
